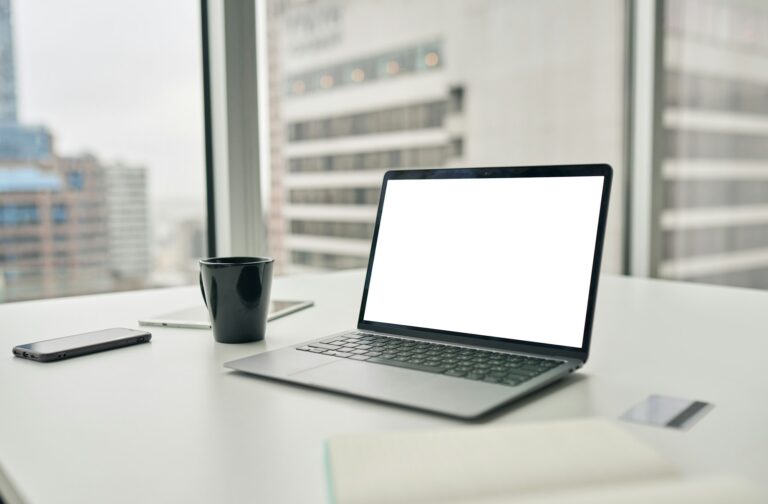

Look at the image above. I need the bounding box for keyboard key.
[297,346,312,351]
[349,355,369,361]
[308,348,328,354]
[518,366,546,373]
[504,370,537,380]
[309,343,341,350]
[367,357,446,374]
[326,351,353,358]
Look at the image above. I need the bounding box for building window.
[287,145,451,173]
[290,250,368,269]
[289,188,380,205]
[449,86,465,114]
[66,171,84,190]
[51,204,68,224]
[0,204,39,226]
[285,41,442,97]
[287,101,448,142]
[290,220,375,240]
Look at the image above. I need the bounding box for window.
[0,0,205,302]
[263,0,627,274]
[51,204,67,225]
[0,204,39,226]
[656,0,768,289]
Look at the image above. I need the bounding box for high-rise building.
[104,164,150,289]
[0,156,111,301]
[660,0,768,288]
[0,0,17,123]
[266,0,626,274]
[0,0,154,301]
[0,0,108,301]
[0,0,51,160]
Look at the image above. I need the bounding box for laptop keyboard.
[296,332,564,387]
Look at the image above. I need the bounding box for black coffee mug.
[199,257,274,343]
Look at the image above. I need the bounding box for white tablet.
[138,300,314,329]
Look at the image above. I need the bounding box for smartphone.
[12,328,151,362]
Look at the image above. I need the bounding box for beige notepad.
[325,418,762,504]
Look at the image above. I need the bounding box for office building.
[266,0,625,274]
[0,123,52,160]
[660,0,768,289]
[0,156,111,301]
[0,0,156,301]
[104,164,151,289]
[0,0,111,301]
[0,0,16,123]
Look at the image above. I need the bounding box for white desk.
[1,270,766,503]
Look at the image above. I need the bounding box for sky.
[12,0,206,204]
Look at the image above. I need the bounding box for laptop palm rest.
[225,350,338,377]
[289,358,517,417]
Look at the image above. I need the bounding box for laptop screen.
[361,173,606,349]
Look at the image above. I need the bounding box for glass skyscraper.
[0,0,51,160]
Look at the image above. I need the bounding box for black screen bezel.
[356,164,612,363]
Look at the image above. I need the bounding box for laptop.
[225,164,612,419]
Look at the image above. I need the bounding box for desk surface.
[1,270,766,503]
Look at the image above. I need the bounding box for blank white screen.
[363,176,604,348]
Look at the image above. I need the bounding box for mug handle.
[199,271,207,308]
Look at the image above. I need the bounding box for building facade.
[104,164,150,289]
[0,156,111,301]
[267,0,626,274]
[0,0,155,301]
[0,0,16,123]
[661,0,768,288]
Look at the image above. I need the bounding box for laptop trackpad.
[290,359,425,395]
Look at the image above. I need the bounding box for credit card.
[620,394,713,430]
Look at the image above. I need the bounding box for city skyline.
[5,0,768,295]
[0,0,206,302]
[12,0,205,204]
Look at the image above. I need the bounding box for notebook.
[324,418,763,504]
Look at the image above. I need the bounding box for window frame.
[202,0,267,258]
[204,0,670,277]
